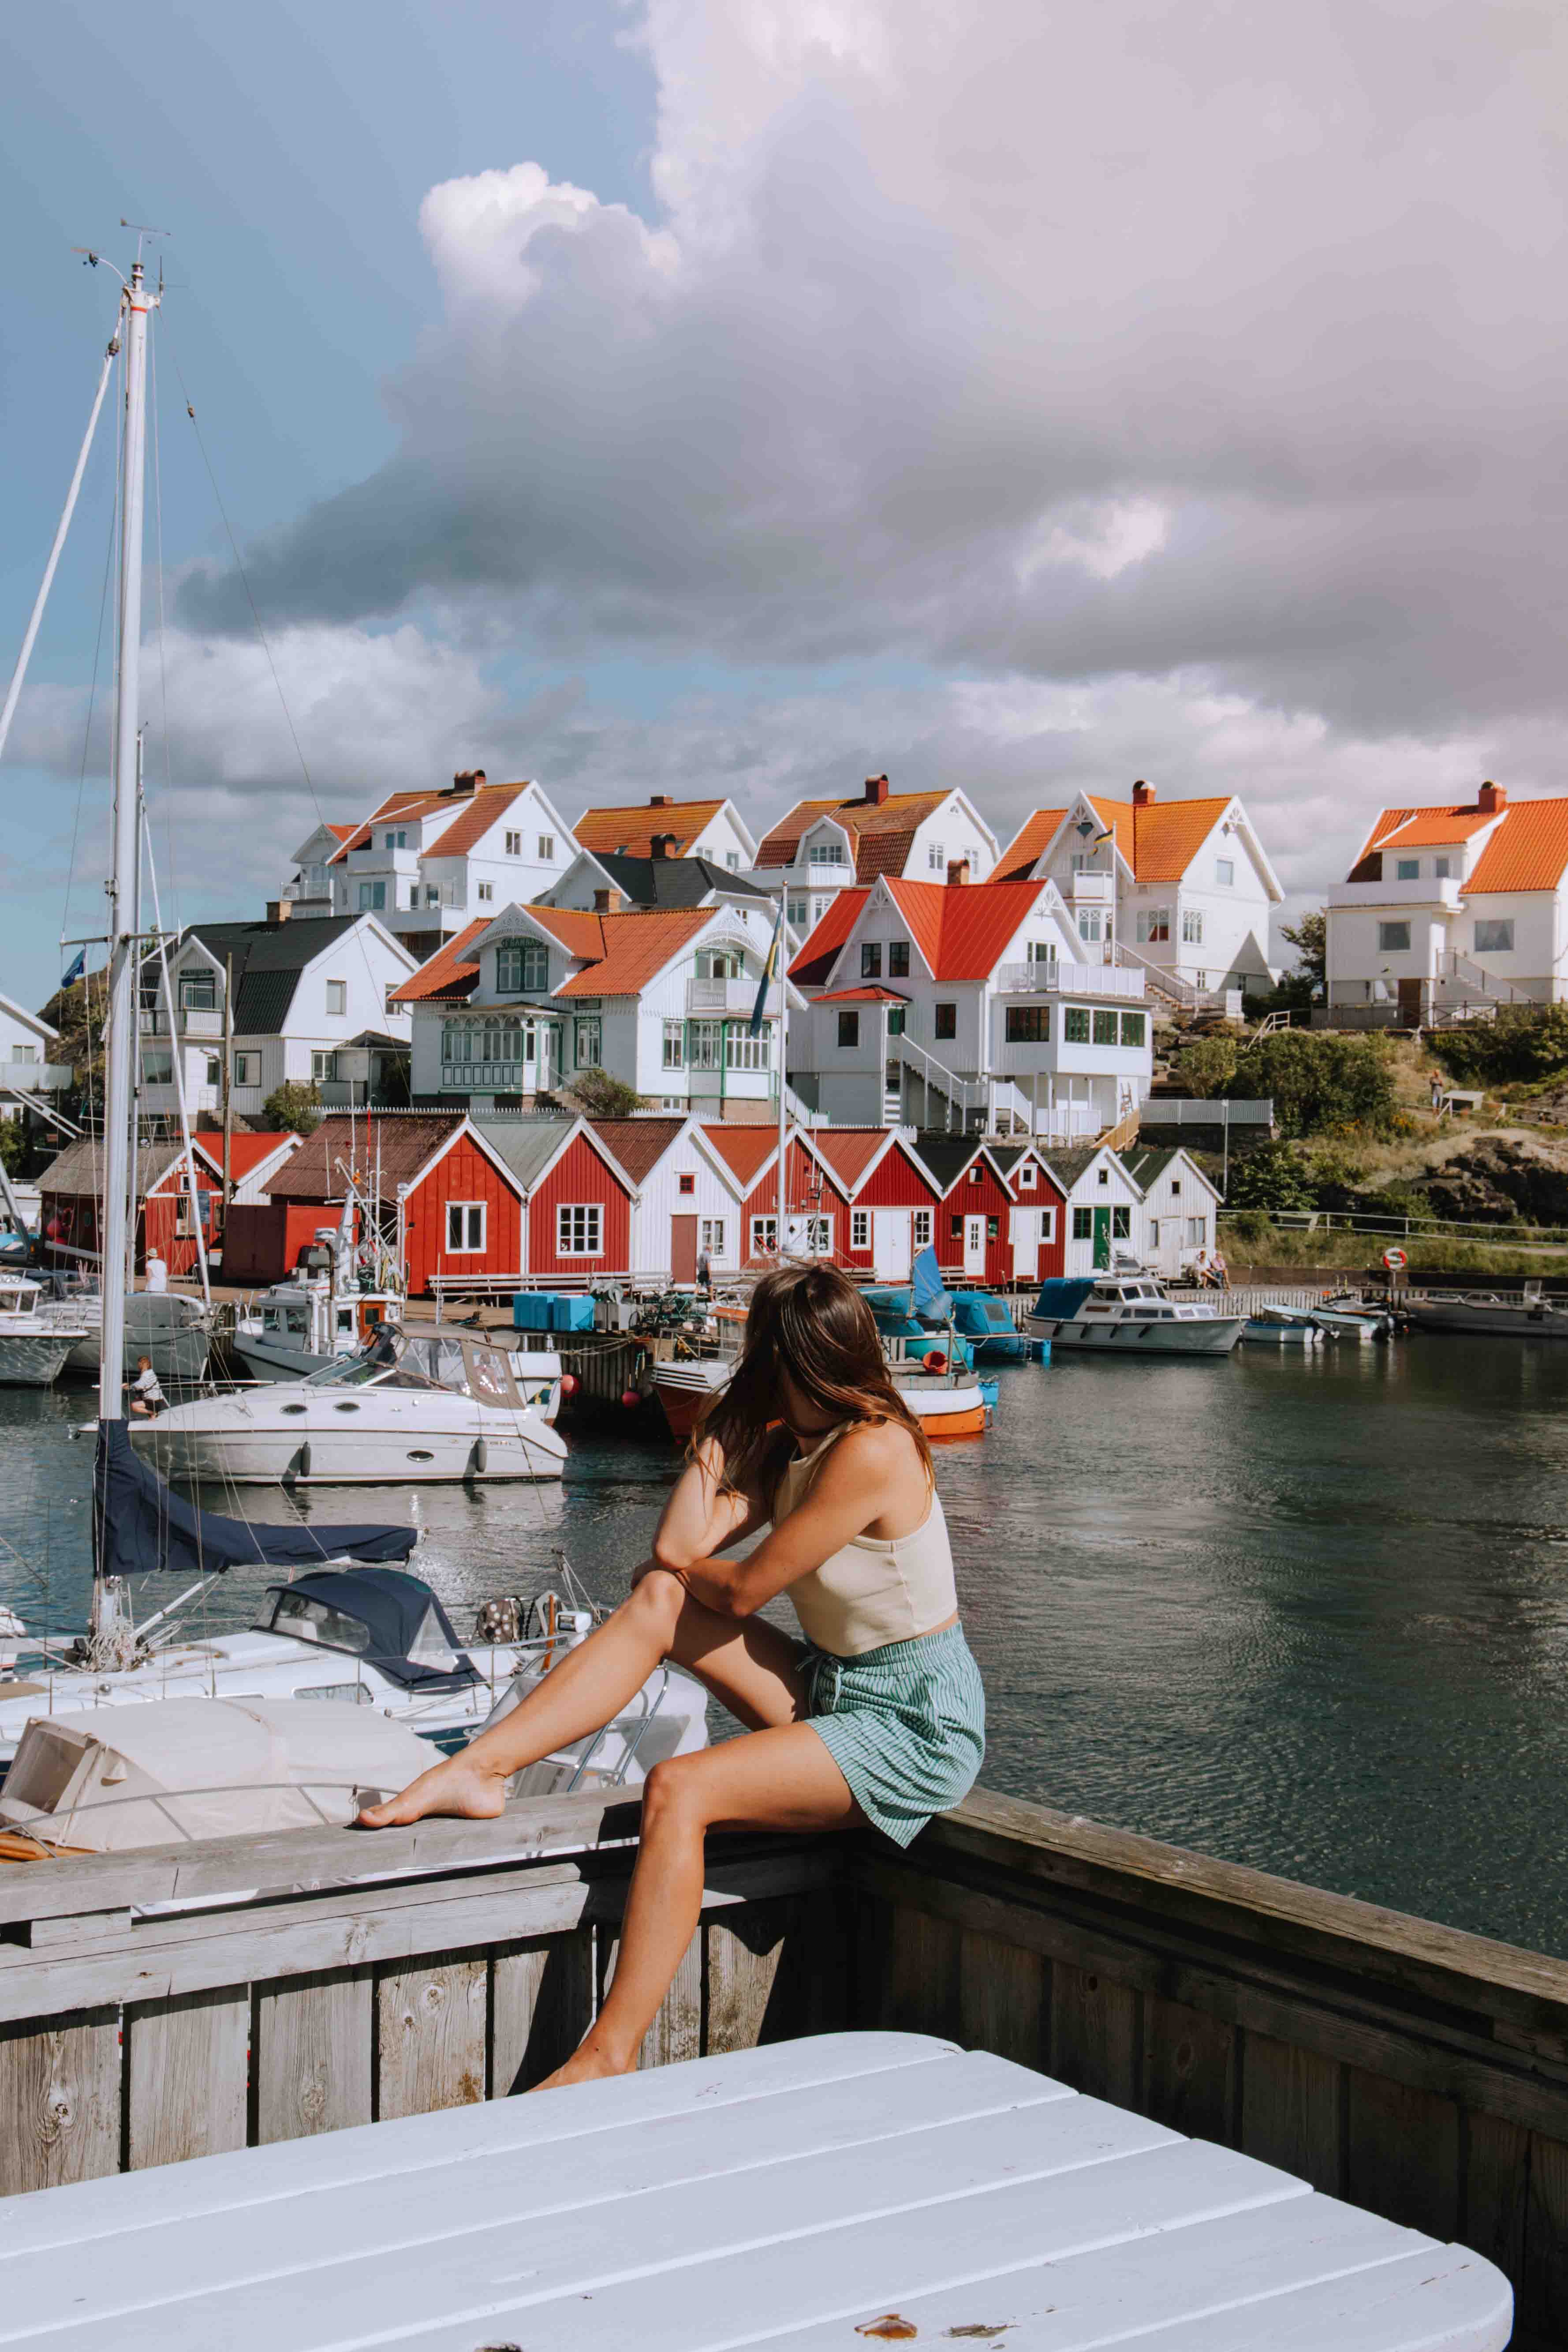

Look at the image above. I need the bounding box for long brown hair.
[694,1262,934,1504]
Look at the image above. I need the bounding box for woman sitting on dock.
[360,1262,986,2090]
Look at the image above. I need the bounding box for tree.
[261,1080,322,1135]
[1224,1139,1315,1212]
[37,973,108,1116]
[564,1067,647,1119]
[1280,907,1327,997]
[1172,1036,1240,1098]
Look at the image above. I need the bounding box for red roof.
[882,878,1044,980]
[190,1131,295,1177]
[758,790,950,881]
[1468,799,1568,892]
[700,1126,778,1187]
[535,906,716,997]
[573,799,728,859]
[330,782,532,864]
[325,823,356,844]
[788,891,868,987]
[807,1128,897,1190]
[1346,801,1506,882]
[995,809,1067,882]
[586,1117,689,1183]
[388,918,490,1004]
[813,986,910,1003]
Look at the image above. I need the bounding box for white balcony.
[1068,871,1115,905]
[1328,875,1464,911]
[139,1005,224,1039]
[997,961,1145,999]
[686,978,762,1014]
[346,843,420,875]
[3,1061,73,1093]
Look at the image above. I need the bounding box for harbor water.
[4,1334,1567,1955]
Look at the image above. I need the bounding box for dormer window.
[808,840,847,865]
[497,940,549,993]
[179,969,216,1012]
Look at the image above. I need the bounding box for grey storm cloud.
[173,0,1568,742]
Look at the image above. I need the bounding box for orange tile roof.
[190,1130,295,1176]
[807,1128,894,1189]
[425,781,532,858]
[388,917,490,1004]
[552,908,717,997]
[1347,803,1504,881]
[995,809,1067,882]
[573,800,726,858]
[788,890,868,988]
[330,783,531,863]
[883,878,1045,979]
[1468,799,1568,892]
[527,907,610,960]
[758,789,950,879]
[324,823,357,844]
[1127,796,1232,883]
[701,1126,778,1187]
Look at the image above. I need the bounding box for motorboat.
[892,1369,990,1438]
[1024,1264,1247,1356]
[1310,1296,1391,1342]
[946,1292,1029,1362]
[130,1327,568,1483]
[1401,1286,1568,1339]
[231,1273,563,1418]
[0,1275,89,1387]
[0,1563,710,1785]
[40,1281,212,1383]
[1241,1303,1323,1348]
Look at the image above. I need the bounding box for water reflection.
[4,1338,1568,1954]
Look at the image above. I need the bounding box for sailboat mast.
[98,258,156,1424]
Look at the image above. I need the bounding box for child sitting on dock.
[359,1261,986,2091]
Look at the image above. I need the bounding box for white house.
[0,993,71,1123]
[140,912,415,1122]
[570,795,758,875]
[306,772,579,956]
[754,776,1001,937]
[788,870,1153,1140]
[997,782,1282,1003]
[280,822,356,919]
[1119,1146,1221,1279]
[397,892,799,1121]
[585,1115,748,1281]
[1038,1145,1147,1276]
[1325,784,1568,1014]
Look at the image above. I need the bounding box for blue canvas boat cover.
[92,1419,418,1580]
[911,1248,952,1325]
[263,1565,479,1691]
[1030,1276,1097,1319]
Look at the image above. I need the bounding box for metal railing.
[1113,940,1207,1010]
[139,1005,223,1039]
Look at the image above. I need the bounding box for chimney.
[1478,780,1507,815]
[946,858,970,889]
[449,769,479,797]
[593,887,625,915]
[649,794,672,809]
[651,832,678,860]
[864,774,890,806]
[266,899,291,924]
[1132,779,1155,808]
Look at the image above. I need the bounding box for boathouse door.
[963,1215,986,1276]
[671,1216,698,1284]
[1092,1206,1112,1268]
[872,1210,912,1280]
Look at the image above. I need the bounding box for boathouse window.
[1039,1207,1057,1241]
[1098,1167,1109,1184]
[699,1219,725,1256]
[446,1202,486,1254]
[1396,859,1419,881]
[1187,1215,1207,1247]
[934,1002,957,1039]
[1019,1162,1037,1187]
[1120,1011,1146,1047]
[1475,919,1515,955]
[861,943,882,979]
[751,1217,777,1254]
[1148,1217,1160,1246]
[837,1010,860,1048]
[1135,908,1170,944]
[1063,1007,1090,1042]
[1182,909,1204,944]
[987,1217,1000,1240]
[949,1215,964,1238]
[967,1165,982,1184]
[1171,1179,1181,1196]
[1378,921,1411,952]
[556,1204,603,1257]
[662,1021,685,1069]
[497,941,549,993]
[678,1172,695,1196]
[1092,1009,1119,1045]
[1216,858,1235,886]
[1112,1207,1131,1239]
[912,1208,932,1248]
[1005,1005,1050,1042]
[851,1210,870,1250]
[1071,1207,1093,1239]
[889,941,910,978]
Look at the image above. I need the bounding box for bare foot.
[357,1752,508,1829]
[530,2038,631,2094]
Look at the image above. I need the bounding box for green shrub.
[1224,1139,1315,1212]
[261,1080,322,1135]
[1239,1030,1399,1138]
[1430,1005,1568,1087]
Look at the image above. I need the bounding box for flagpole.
[776,932,788,1253]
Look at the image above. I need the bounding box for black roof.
[592,854,773,910]
[911,1131,989,1191]
[182,915,366,1033]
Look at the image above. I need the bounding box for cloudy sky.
[4,0,1566,1002]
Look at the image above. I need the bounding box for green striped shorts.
[798,1622,986,1848]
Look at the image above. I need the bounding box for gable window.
[1077,908,1103,943]
[678,1172,695,1196]
[179,968,216,1011]
[927,841,946,871]
[787,896,808,927]
[1475,918,1515,955]
[1182,909,1204,945]
[695,949,743,979]
[1005,1005,1049,1042]
[889,941,911,978]
[851,1209,870,1250]
[1019,1161,1037,1187]
[1071,1206,1093,1240]
[934,1002,956,1040]
[912,1208,932,1249]
[556,1204,603,1258]
[726,852,739,870]
[445,1202,485,1254]
[497,940,549,994]
[1097,1167,1109,1187]
[1170,1179,1181,1197]
[537,836,555,861]
[1027,939,1056,963]
[861,942,882,979]
[1112,1206,1131,1239]
[1064,1006,1090,1043]
[1216,858,1235,886]
[233,1052,256,1085]
[662,1019,685,1069]
[477,881,494,903]
[358,881,386,911]
[1120,1011,1146,1048]
[1092,1009,1119,1045]
[325,978,347,1017]
[1136,908,1170,944]
[573,1016,601,1068]
[837,1009,860,1048]
[1396,858,1419,881]
[1378,921,1412,952]
[967,1164,982,1185]
[504,830,523,856]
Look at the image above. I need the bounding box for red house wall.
[937,1159,1016,1285]
[527,1134,632,1281]
[741,1139,852,1262]
[403,1136,524,1296]
[837,1141,942,1272]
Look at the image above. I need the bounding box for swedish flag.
[749,901,785,1037]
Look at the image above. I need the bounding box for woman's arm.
[645,1436,770,1576]
[672,1422,906,1618]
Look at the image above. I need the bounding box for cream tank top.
[772,1424,959,1658]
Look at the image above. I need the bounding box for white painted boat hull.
[129,1391,567,1483]
[0,1333,79,1386]
[1023,1314,1245,1356]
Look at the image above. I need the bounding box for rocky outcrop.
[1420,1139,1568,1227]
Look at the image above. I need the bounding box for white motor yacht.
[0,1275,90,1387]
[1024,1265,1247,1356]
[131,1328,567,1484]
[232,1281,563,1419]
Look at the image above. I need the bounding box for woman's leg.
[538,1722,862,2090]
[358,1572,808,1828]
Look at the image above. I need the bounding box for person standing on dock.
[359,1261,986,2089]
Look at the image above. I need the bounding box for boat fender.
[560,1371,579,1398]
[470,1437,489,1475]
[620,1388,642,1410]
[295,1442,311,1480]
[921,1348,948,1374]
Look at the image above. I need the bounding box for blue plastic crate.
[550,1294,595,1333]
[512,1293,555,1331]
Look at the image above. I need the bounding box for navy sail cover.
[92,1419,417,1577]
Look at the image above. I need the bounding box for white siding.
[627,1130,746,1275]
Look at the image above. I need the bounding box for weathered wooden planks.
[0,2007,119,2194]
[126,1988,249,2170]
[254,1968,373,2144]
[375,1952,487,2120]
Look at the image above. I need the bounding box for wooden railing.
[2,1786,1565,2344]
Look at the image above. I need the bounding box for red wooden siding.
[1030,1174,1068,1281]
[937,1159,1015,1286]
[43,1165,220,1279]
[527,1132,633,1280]
[404,1135,524,1296]
[741,1139,852,1263]
[852,1142,942,1210]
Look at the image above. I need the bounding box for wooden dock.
[0,1787,1562,2344]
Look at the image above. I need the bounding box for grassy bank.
[1219,1216,1568,1277]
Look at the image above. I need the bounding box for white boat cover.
[0,1698,432,1850]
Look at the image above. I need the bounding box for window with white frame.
[811,896,829,924]
[808,840,847,865]
[504,831,523,856]
[408,883,421,908]
[384,829,408,850]
[537,835,555,861]
[1136,908,1170,944]
[1027,939,1056,963]
[726,1022,772,1070]
[726,852,739,870]
[1149,1217,1160,1247]
[1475,918,1515,955]
[1216,858,1235,886]
[556,1204,602,1256]
[1071,1206,1093,1239]
[477,881,494,903]
[787,895,808,927]
[1112,1206,1131,1239]
[1170,1178,1182,1197]
[1434,856,1451,879]
[311,1050,337,1083]
[662,1019,684,1068]
[699,1219,725,1255]
[205,1056,222,1087]
[689,1019,723,1070]
[750,1216,778,1254]
[1396,859,1419,881]
[1182,909,1204,944]
[912,1207,932,1250]
[359,882,386,911]
[851,1209,870,1250]
[1186,1215,1207,1247]
[574,1016,601,1068]
[445,1202,485,1253]
[927,841,946,870]
[325,978,347,1017]
[1038,1206,1057,1242]
[142,1048,173,1083]
[1019,1161,1037,1187]
[179,967,217,1011]
[1078,908,1103,943]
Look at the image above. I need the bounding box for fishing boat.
[0,1273,89,1386]
[1401,1286,1568,1339]
[1240,1303,1323,1348]
[130,1325,567,1484]
[1024,1264,1247,1356]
